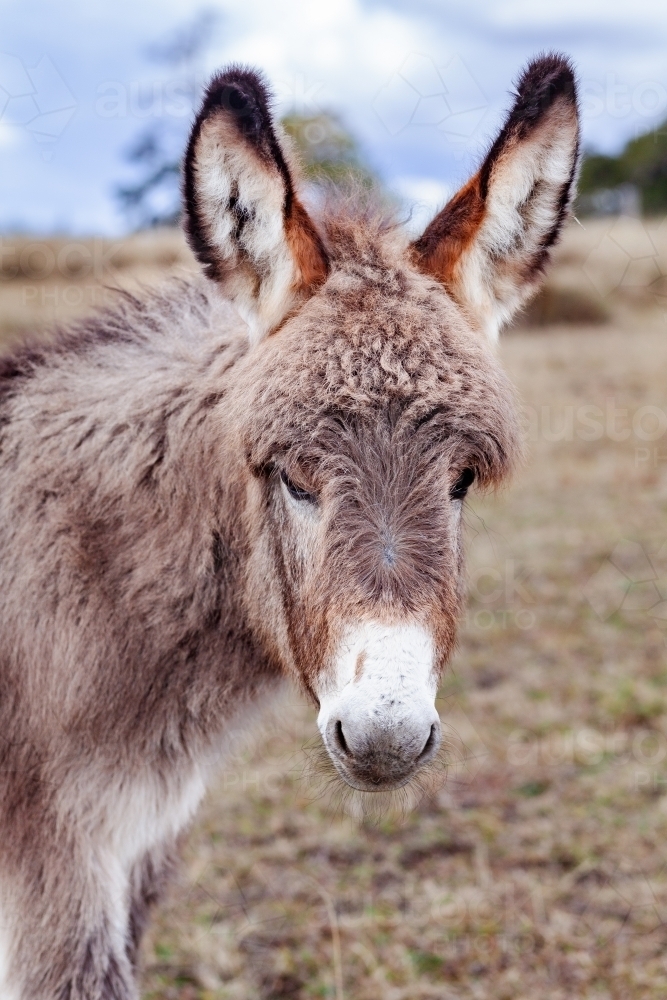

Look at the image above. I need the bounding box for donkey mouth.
[328,761,417,793]
[322,719,442,793]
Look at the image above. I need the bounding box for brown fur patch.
[410,53,579,340]
[285,198,329,291]
[410,173,485,291]
[354,651,367,683]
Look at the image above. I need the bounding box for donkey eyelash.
[450,467,475,501]
[280,469,318,504]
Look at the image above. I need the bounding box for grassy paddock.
[2,220,667,998]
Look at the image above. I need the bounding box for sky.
[1,0,667,234]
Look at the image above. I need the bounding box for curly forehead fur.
[238,206,520,487]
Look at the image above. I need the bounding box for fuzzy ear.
[183,67,329,343]
[411,54,580,344]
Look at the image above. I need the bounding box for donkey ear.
[183,67,329,343]
[410,54,580,344]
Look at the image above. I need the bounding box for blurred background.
[2,0,667,233]
[3,2,667,998]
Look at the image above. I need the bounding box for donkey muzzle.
[324,705,441,790]
[317,622,441,791]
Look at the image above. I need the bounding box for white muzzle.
[316,622,441,790]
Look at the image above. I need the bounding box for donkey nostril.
[334,719,350,756]
[417,723,438,763]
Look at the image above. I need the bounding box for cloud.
[207,0,431,112]
[390,176,451,233]
[0,121,22,148]
[1,0,667,232]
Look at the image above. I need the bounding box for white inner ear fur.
[195,117,301,344]
[458,104,578,345]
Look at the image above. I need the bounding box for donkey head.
[184,57,580,793]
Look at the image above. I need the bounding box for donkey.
[0,54,579,998]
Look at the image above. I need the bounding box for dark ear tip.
[515,52,578,110]
[199,66,273,128]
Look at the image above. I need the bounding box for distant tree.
[578,121,667,215]
[116,129,184,228]
[281,111,377,190]
[116,14,377,229]
[116,10,219,229]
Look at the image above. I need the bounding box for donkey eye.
[280,469,317,504]
[450,467,475,501]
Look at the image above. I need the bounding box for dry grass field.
[2,217,667,999]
